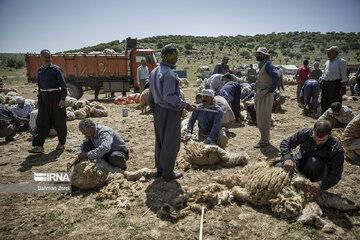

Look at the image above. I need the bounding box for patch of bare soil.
[1,83,360,240]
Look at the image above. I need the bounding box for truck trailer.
[25,38,158,99]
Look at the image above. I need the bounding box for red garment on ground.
[297,66,311,83]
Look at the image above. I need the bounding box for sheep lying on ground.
[169,161,358,231]
[178,141,248,168]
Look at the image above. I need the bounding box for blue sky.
[0,0,359,53]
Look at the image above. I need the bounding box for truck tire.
[67,83,83,100]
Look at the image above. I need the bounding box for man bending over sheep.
[76,118,129,170]
[278,120,344,195]
[186,89,227,148]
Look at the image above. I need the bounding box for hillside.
[1,32,359,82]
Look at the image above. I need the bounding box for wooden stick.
[199,206,205,240]
[141,207,151,217]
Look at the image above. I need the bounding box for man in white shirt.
[12,96,32,131]
[137,59,149,93]
[321,46,347,113]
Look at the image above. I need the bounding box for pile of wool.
[65,99,108,120]
[65,96,77,108]
[216,161,358,231]
[66,111,76,121]
[90,101,108,117]
[0,87,18,95]
[180,141,248,167]
[171,184,234,216]
[124,168,157,181]
[67,158,124,190]
[95,178,127,201]
[4,91,20,105]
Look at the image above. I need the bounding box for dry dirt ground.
[1,82,360,240]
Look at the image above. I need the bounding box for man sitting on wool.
[76,118,129,170]
[12,96,32,131]
[186,89,227,148]
[318,102,355,128]
[277,120,344,194]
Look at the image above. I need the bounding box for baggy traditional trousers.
[153,105,181,178]
[32,91,67,147]
[255,93,274,143]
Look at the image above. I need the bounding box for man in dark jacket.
[29,49,67,153]
[278,120,344,194]
[0,96,25,142]
[219,81,241,122]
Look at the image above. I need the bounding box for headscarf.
[161,43,179,63]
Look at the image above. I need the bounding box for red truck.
[25,38,158,99]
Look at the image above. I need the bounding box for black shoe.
[156,171,162,178]
[163,172,183,182]
[254,142,269,148]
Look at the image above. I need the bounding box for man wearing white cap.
[12,96,32,131]
[253,47,280,148]
[186,89,227,148]
[321,46,347,113]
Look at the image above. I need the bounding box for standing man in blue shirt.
[148,44,195,181]
[29,49,67,153]
[253,47,280,148]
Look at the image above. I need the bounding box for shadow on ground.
[18,149,64,172]
[145,178,185,215]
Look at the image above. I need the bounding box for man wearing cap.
[311,61,322,81]
[277,120,344,194]
[295,60,311,105]
[148,43,195,181]
[186,89,227,148]
[213,56,230,75]
[321,46,347,113]
[29,49,67,153]
[0,96,25,142]
[253,47,280,148]
[219,81,242,122]
[204,73,232,95]
[12,96,32,131]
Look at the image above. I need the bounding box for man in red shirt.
[295,60,311,104]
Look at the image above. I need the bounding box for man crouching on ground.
[76,118,129,170]
[277,120,344,195]
[186,89,228,148]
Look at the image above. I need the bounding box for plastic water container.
[122,109,128,117]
